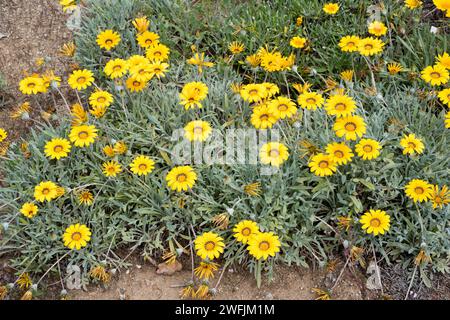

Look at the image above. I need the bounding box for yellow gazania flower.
[340,69,354,82]
[90,105,107,118]
[296,16,303,27]
[0,128,7,143]
[69,125,98,147]
[229,41,245,54]
[96,30,121,51]
[433,0,450,14]
[166,166,197,192]
[368,21,388,37]
[89,90,114,108]
[430,185,450,209]
[17,273,32,289]
[325,142,354,165]
[148,61,169,79]
[405,179,433,203]
[187,52,214,73]
[126,77,147,92]
[194,261,219,280]
[146,43,170,62]
[405,0,422,9]
[179,82,208,110]
[60,41,76,57]
[436,52,450,69]
[259,142,289,167]
[325,94,357,117]
[34,181,58,202]
[70,103,88,126]
[259,51,284,72]
[10,102,31,119]
[78,190,94,206]
[233,220,260,244]
[129,62,153,82]
[184,120,212,142]
[323,2,339,14]
[297,91,325,110]
[130,155,155,176]
[63,223,91,250]
[113,141,127,155]
[262,82,280,98]
[137,31,160,48]
[102,160,122,177]
[268,96,297,119]
[308,153,337,177]
[339,35,360,52]
[104,58,129,79]
[44,138,71,160]
[437,88,450,105]
[387,62,403,75]
[194,232,225,260]
[355,138,382,160]
[245,54,261,68]
[103,145,116,157]
[333,115,367,140]
[127,55,150,69]
[290,36,307,49]
[41,70,62,89]
[20,203,38,219]
[239,83,267,103]
[19,76,45,95]
[68,69,94,90]
[357,37,385,56]
[360,210,390,236]
[132,16,150,33]
[247,232,281,260]
[400,134,424,155]
[243,182,262,197]
[421,64,449,86]
[59,0,77,12]
[251,105,278,129]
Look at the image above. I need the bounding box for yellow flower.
[137,31,160,48]
[180,284,196,299]
[10,102,31,119]
[194,261,219,280]
[90,105,107,118]
[126,77,147,92]
[245,54,261,67]
[17,273,32,289]
[90,266,111,283]
[34,181,59,202]
[247,232,281,260]
[433,0,450,13]
[308,153,337,176]
[78,190,94,206]
[251,104,278,129]
[130,155,155,176]
[297,91,324,110]
[127,55,150,69]
[387,62,403,75]
[179,82,208,110]
[96,30,121,51]
[263,82,280,98]
[268,96,297,119]
[325,142,354,165]
[368,21,388,37]
[69,124,98,147]
[63,223,91,250]
[296,16,303,27]
[129,62,153,82]
[333,115,367,140]
[358,37,385,56]
[437,88,450,105]
[259,142,289,167]
[20,203,38,219]
[323,3,340,14]
[240,84,267,103]
[146,43,170,62]
[113,141,128,155]
[184,120,212,142]
[89,90,114,108]
[290,36,307,49]
[446,111,450,128]
[19,76,45,95]
[103,145,116,157]
[243,182,262,197]
[104,58,129,79]
[102,160,122,177]
[41,70,61,89]
[187,52,214,73]
[229,41,245,54]
[430,185,450,209]
[60,41,76,57]
[44,138,72,160]
[340,69,354,82]
[0,128,7,143]
[233,220,259,244]
[436,52,450,69]
[166,166,197,192]
[194,232,225,260]
[355,138,382,160]
[68,69,95,90]
[421,64,449,86]
[339,35,360,52]
[59,0,77,12]
[405,0,422,9]
[400,134,424,155]
[325,94,357,117]
[360,209,390,236]
[196,284,210,299]
[132,16,150,33]
[405,179,433,203]
[148,61,169,79]
[71,103,88,126]
[312,288,331,300]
